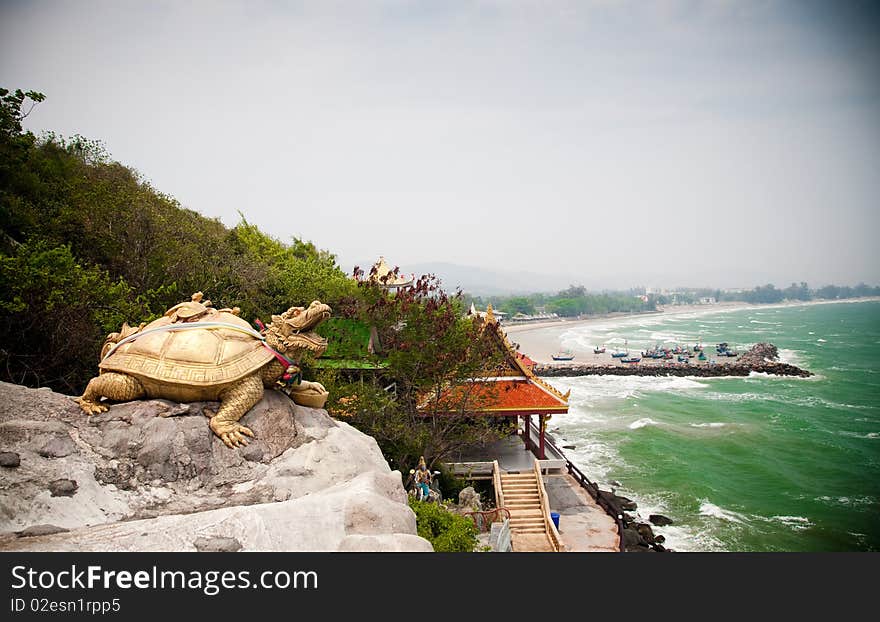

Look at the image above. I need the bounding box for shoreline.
[535,343,812,379]
[505,297,879,366]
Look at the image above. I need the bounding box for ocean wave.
[838,431,879,439]
[649,332,686,342]
[689,422,726,428]
[700,391,772,403]
[699,501,748,524]
[750,319,780,325]
[629,417,660,430]
[769,515,814,531]
[793,396,872,410]
[814,495,877,508]
[817,338,827,342]
[777,349,802,365]
[554,375,707,403]
[658,525,727,552]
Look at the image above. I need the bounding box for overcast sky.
[2,0,878,290]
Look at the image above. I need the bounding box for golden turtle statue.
[76,293,332,448]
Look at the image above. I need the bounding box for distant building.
[469,303,507,321]
[698,297,717,305]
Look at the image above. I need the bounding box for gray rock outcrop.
[0,382,431,552]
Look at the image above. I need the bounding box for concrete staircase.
[498,471,557,552]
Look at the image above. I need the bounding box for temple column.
[524,415,531,452]
[539,414,546,460]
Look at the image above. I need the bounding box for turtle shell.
[99,311,274,387]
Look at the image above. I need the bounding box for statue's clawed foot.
[209,417,255,448]
[75,397,108,416]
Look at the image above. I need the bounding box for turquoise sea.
[545,300,880,551]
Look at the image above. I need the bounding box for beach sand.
[501,299,877,366]
[502,302,745,365]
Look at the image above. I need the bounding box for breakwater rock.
[0,382,431,552]
[536,342,812,378]
[594,489,669,552]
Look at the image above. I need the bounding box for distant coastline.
[505,297,880,367]
[534,344,812,379]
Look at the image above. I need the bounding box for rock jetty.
[536,343,812,378]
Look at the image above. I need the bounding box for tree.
[745,284,783,304]
[783,282,811,301]
[320,271,511,470]
[500,296,535,315]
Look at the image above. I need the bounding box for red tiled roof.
[417,306,569,417]
[422,378,568,416]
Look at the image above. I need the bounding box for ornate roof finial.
[367,256,414,288]
[486,303,495,323]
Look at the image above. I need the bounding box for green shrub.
[408,497,478,552]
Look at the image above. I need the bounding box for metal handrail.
[524,419,625,552]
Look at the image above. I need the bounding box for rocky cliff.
[0,382,431,552]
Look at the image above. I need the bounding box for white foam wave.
[629,417,659,430]
[814,495,876,508]
[553,375,707,404]
[612,493,727,552]
[689,422,726,428]
[749,319,780,325]
[701,391,771,403]
[771,515,812,528]
[649,332,685,342]
[817,338,827,343]
[839,431,879,439]
[777,349,801,365]
[699,501,748,524]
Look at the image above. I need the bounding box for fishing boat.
[621,356,641,363]
[677,354,689,362]
[698,351,707,361]
[594,346,606,354]
[552,350,575,361]
[611,340,629,358]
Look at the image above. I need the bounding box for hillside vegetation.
[0,88,355,393]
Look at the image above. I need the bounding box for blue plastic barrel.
[550,512,560,529]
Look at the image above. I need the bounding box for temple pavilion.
[420,305,569,461]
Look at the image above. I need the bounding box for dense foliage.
[317,270,512,471]
[407,497,479,552]
[0,88,355,392]
[468,285,655,318]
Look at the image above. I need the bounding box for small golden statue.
[76,293,332,448]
